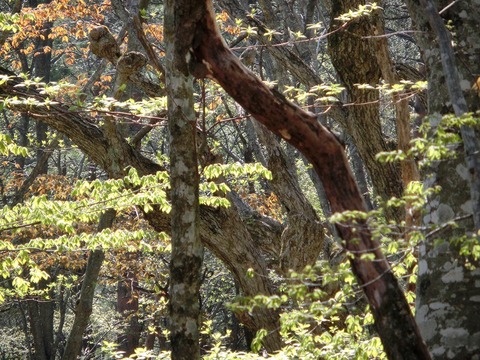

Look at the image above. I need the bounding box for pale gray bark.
[419,0,480,232]
[405,0,480,358]
[165,1,203,358]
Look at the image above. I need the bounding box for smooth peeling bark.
[186,1,431,358]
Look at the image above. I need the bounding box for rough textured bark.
[23,4,56,344]
[253,123,326,273]
[234,2,329,271]
[62,209,115,360]
[371,3,419,187]
[32,5,53,176]
[245,4,328,270]
[404,0,480,358]
[116,268,141,356]
[328,0,404,221]
[88,25,163,98]
[186,1,430,358]
[347,137,374,211]
[371,2,420,237]
[198,203,283,350]
[419,0,480,231]
[18,300,34,360]
[165,1,203,358]
[0,6,429,354]
[27,290,55,360]
[219,0,351,128]
[0,68,283,350]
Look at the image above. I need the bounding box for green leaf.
[251,329,267,353]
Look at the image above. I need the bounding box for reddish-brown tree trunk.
[179,1,431,358]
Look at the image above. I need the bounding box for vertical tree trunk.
[404,1,480,358]
[419,0,480,231]
[371,1,421,239]
[371,2,419,187]
[328,0,404,222]
[27,293,55,360]
[116,271,141,356]
[18,301,34,360]
[164,1,204,359]
[16,114,29,170]
[32,5,53,175]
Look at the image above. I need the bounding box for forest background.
[0,0,479,359]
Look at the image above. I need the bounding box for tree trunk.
[0,6,429,353]
[253,122,326,273]
[187,1,430,358]
[32,11,53,175]
[116,270,141,356]
[404,0,480,358]
[15,114,29,170]
[328,0,404,222]
[62,209,115,360]
[27,294,55,360]
[0,66,284,351]
[165,1,204,358]
[418,0,480,231]
[197,202,283,351]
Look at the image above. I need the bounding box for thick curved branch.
[0,68,283,347]
[0,70,160,178]
[187,1,431,358]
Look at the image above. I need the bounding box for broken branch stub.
[88,26,121,64]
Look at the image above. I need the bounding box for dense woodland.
[0,0,479,359]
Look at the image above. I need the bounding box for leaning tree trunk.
[62,209,116,360]
[181,0,430,358]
